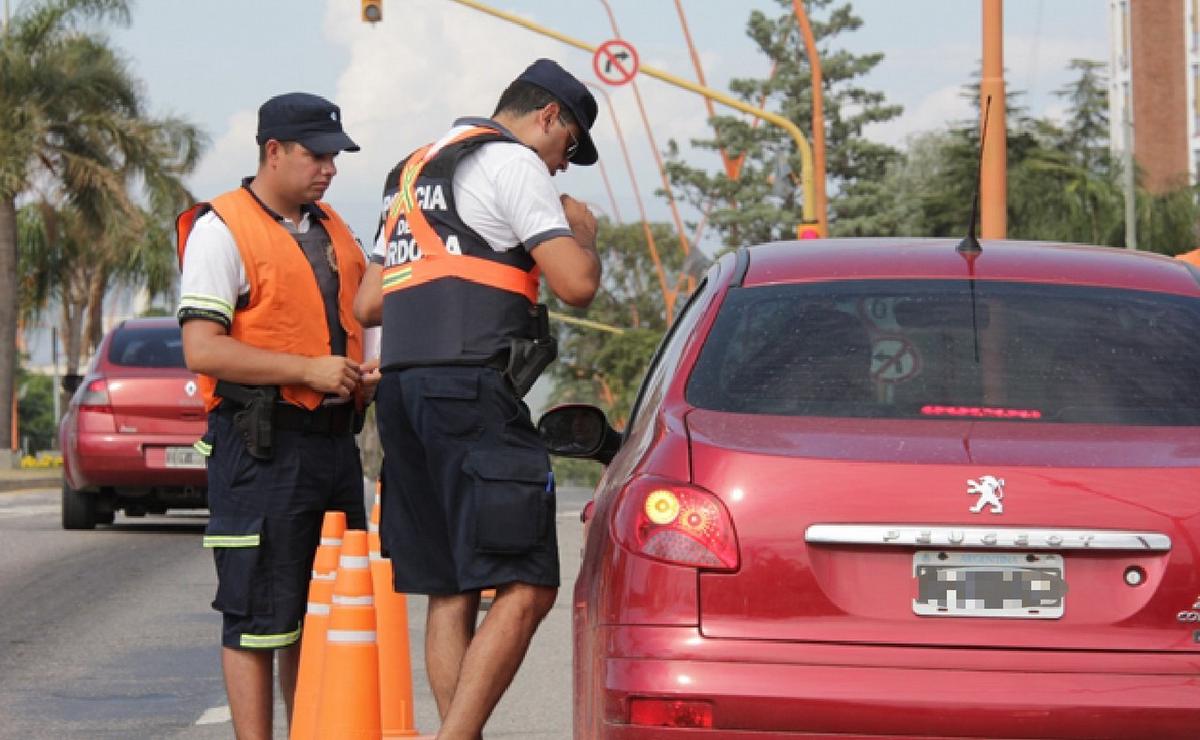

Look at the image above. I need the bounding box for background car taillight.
[78,378,113,414]
[613,476,739,570]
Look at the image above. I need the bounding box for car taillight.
[613,477,738,570]
[628,698,714,728]
[78,378,113,414]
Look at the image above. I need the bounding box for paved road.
[0,484,590,738]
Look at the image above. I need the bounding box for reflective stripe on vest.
[381,129,540,304]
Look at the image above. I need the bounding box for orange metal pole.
[593,156,623,224]
[980,0,1007,238]
[791,0,828,237]
[585,81,676,321]
[673,0,739,180]
[598,0,691,257]
[12,317,23,453]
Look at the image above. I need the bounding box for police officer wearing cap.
[176,92,377,740]
[354,59,601,737]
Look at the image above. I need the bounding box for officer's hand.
[561,194,597,251]
[356,358,382,409]
[304,355,361,398]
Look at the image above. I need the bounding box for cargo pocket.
[465,450,552,554]
[422,374,482,438]
[203,515,271,617]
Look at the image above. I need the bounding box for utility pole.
[980,0,1007,239]
[1114,0,1137,249]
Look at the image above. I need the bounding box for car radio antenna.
[957,95,991,255]
[959,95,992,362]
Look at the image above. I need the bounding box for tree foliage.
[868,58,1199,252]
[17,370,56,453]
[665,0,902,248]
[544,219,689,426]
[1,0,206,446]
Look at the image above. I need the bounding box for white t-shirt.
[176,192,356,329]
[371,118,571,263]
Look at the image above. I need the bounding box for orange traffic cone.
[290,511,346,740]
[369,517,418,736]
[316,529,381,739]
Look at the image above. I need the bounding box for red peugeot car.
[540,239,1200,739]
[59,317,207,529]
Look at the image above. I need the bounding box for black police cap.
[256,92,360,155]
[516,59,599,166]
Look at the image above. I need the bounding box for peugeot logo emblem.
[184,380,197,397]
[967,475,1005,514]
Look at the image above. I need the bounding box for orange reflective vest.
[378,125,543,369]
[176,187,365,411]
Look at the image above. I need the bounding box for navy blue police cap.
[516,59,599,166]
[256,92,360,155]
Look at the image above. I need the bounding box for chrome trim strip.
[804,524,1171,551]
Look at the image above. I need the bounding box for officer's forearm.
[353,263,384,327]
[182,323,314,387]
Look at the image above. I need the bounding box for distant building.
[1110,0,1197,193]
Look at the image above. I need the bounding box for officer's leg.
[438,582,557,739]
[426,591,481,720]
[222,646,273,740]
[277,642,301,727]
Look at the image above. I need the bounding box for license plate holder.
[913,550,1065,619]
[164,446,206,469]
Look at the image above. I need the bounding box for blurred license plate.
[164,446,205,469]
[913,551,1065,619]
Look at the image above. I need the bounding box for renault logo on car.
[967,475,1005,514]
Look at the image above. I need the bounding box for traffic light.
[361,0,382,23]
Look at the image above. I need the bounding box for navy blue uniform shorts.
[376,366,559,595]
[202,409,366,650]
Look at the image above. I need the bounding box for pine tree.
[664,0,903,247]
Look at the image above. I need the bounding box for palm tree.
[1,0,204,451]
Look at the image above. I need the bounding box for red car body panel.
[59,318,207,501]
[570,240,1200,738]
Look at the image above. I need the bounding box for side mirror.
[538,404,621,465]
[61,374,83,395]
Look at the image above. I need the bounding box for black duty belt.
[274,402,357,435]
[218,400,356,436]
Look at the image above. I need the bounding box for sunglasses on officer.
[557,115,580,161]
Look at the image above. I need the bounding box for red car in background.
[541,239,1200,739]
[59,317,207,529]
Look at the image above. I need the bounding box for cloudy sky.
[106,0,1109,244]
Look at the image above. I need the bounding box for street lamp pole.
[791,1,828,237]
[597,0,691,257]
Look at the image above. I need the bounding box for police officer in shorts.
[177,92,377,740]
[354,59,601,738]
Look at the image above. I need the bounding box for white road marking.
[196,705,231,725]
[557,510,581,520]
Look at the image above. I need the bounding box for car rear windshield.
[686,280,1200,425]
[107,325,187,368]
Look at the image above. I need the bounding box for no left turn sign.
[593,39,639,86]
[870,336,921,383]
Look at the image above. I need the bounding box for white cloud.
[189,109,258,198]
[866,84,972,147]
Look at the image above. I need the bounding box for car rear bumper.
[593,625,1200,739]
[68,432,206,491]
